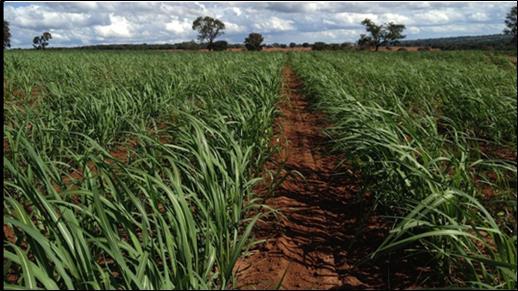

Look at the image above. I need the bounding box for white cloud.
[380,13,411,24]
[254,16,295,32]
[225,22,245,34]
[6,5,107,30]
[266,28,363,44]
[232,7,242,16]
[332,12,380,25]
[165,19,192,36]
[469,12,490,22]
[3,1,515,48]
[413,10,462,25]
[53,2,99,12]
[48,31,69,41]
[420,23,504,37]
[407,26,421,34]
[265,3,314,13]
[95,14,133,38]
[299,3,320,13]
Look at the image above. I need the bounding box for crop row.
[3,51,285,289]
[290,51,517,289]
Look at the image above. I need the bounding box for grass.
[3,49,516,289]
[290,51,517,289]
[3,51,285,289]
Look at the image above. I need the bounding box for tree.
[33,32,52,49]
[504,5,517,46]
[244,32,264,51]
[289,42,297,48]
[176,41,200,50]
[212,40,228,51]
[312,42,328,51]
[385,22,406,46]
[4,21,11,48]
[334,43,343,50]
[340,42,353,50]
[192,16,225,51]
[357,34,372,47]
[302,42,310,48]
[359,18,406,51]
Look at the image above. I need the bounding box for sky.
[3,1,516,48]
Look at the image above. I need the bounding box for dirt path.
[234,66,431,290]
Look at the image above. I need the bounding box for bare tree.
[192,16,225,51]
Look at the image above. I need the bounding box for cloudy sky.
[4,1,516,48]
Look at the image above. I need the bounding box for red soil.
[478,142,517,162]
[7,85,43,108]
[3,138,9,152]
[375,46,440,52]
[167,47,313,53]
[4,224,16,244]
[261,47,313,52]
[233,66,432,289]
[167,46,436,53]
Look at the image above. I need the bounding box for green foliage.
[192,16,225,51]
[4,48,516,290]
[211,40,228,51]
[504,5,517,45]
[32,32,52,50]
[3,51,286,289]
[291,51,517,289]
[360,18,406,50]
[312,42,328,51]
[401,34,515,51]
[176,41,201,50]
[244,33,264,51]
[4,20,11,48]
[312,42,352,51]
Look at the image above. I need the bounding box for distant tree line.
[65,41,243,51]
[311,42,354,51]
[5,5,516,52]
[9,36,514,52]
[399,34,515,51]
[19,42,357,51]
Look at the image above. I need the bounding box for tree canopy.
[244,33,264,51]
[359,18,406,51]
[192,16,225,51]
[504,5,517,46]
[212,40,228,51]
[33,32,52,49]
[4,21,11,48]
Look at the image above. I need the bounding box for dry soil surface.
[233,66,433,290]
